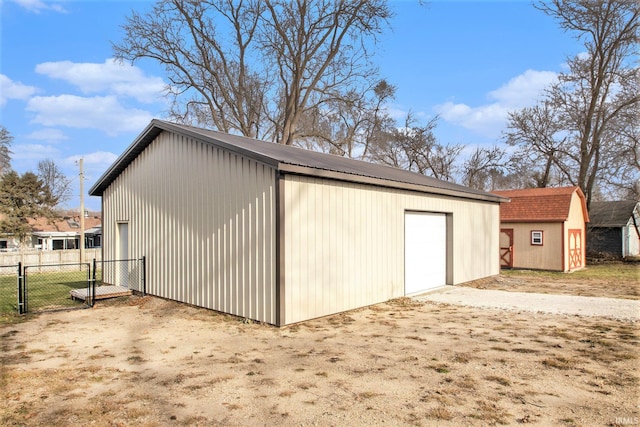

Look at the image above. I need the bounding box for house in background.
[28,214,102,250]
[0,213,102,251]
[587,200,640,259]
[90,119,506,326]
[493,187,589,272]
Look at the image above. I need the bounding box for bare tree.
[507,1,640,204]
[260,0,391,145]
[462,145,508,191]
[114,0,392,145]
[0,125,12,175]
[297,79,396,158]
[37,159,71,207]
[368,114,462,181]
[504,101,569,188]
[597,81,640,200]
[114,0,268,138]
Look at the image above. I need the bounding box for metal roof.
[588,200,639,227]
[89,119,506,203]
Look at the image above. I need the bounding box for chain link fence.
[94,258,145,294]
[0,264,20,315]
[23,263,91,313]
[1,257,145,315]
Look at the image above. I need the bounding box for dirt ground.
[1,282,638,427]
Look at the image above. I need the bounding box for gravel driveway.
[415,286,640,321]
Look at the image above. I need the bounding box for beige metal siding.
[507,222,563,271]
[102,131,277,323]
[283,175,500,324]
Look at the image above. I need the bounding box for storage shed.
[493,187,589,272]
[90,120,505,325]
[587,200,640,258]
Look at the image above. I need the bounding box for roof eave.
[89,120,281,196]
[89,120,163,196]
[279,164,507,203]
[89,119,507,204]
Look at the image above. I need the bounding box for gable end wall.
[102,131,277,323]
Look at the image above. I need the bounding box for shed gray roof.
[89,119,506,203]
[588,200,640,227]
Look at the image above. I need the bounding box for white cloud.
[26,128,68,141]
[36,58,166,103]
[65,151,118,166]
[12,143,60,160]
[0,74,38,106]
[488,70,557,106]
[435,69,558,138]
[11,0,66,13]
[26,94,154,135]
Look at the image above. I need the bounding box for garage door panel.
[405,212,447,294]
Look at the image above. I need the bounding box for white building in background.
[0,214,102,252]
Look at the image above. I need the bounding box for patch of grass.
[127,355,146,364]
[452,352,472,363]
[471,400,510,424]
[431,364,450,374]
[502,263,639,283]
[0,273,19,315]
[1,269,91,315]
[511,347,539,354]
[542,356,575,370]
[427,406,454,420]
[546,328,578,340]
[296,382,315,390]
[357,391,381,400]
[456,375,478,390]
[484,375,511,386]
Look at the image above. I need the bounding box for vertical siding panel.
[284,177,292,323]
[266,168,274,324]
[233,155,241,316]
[264,165,271,321]
[223,151,231,314]
[170,138,178,301]
[306,178,314,317]
[101,131,276,323]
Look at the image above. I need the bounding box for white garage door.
[405,212,447,295]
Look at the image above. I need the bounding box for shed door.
[405,212,447,295]
[568,229,582,270]
[499,229,514,268]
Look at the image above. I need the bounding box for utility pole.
[79,158,85,264]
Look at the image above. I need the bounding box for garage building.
[90,120,504,325]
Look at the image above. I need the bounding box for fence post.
[141,256,146,296]
[17,262,24,314]
[92,258,97,307]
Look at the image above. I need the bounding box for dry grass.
[464,263,640,300]
[0,290,638,426]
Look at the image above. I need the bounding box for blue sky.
[0,0,582,211]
